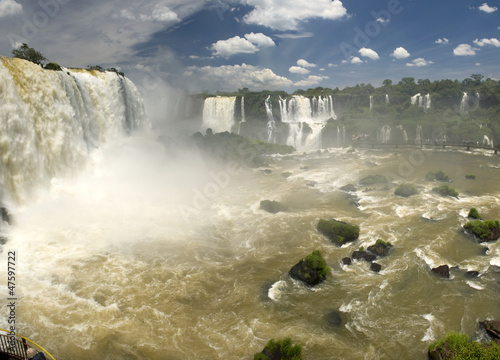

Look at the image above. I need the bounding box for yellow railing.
[0,328,56,360]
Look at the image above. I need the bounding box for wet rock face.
[370,262,382,273]
[351,251,376,262]
[260,200,287,214]
[480,319,500,345]
[431,265,450,278]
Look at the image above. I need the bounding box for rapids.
[2,138,500,359]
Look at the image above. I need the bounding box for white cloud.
[0,0,22,18]
[476,62,481,66]
[435,38,449,44]
[189,55,200,59]
[244,32,275,48]
[473,38,500,47]
[406,58,433,67]
[121,4,180,23]
[275,32,314,39]
[376,17,389,24]
[210,33,275,57]
[453,44,478,55]
[243,0,347,31]
[391,47,410,59]
[319,68,325,71]
[184,63,293,90]
[479,3,498,13]
[297,59,316,68]
[359,48,379,60]
[294,75,329,87]
[289,66,310,74]
[351,57,364,64]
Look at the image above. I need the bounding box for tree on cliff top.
[11,43,47,65]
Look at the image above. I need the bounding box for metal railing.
[0,332,27,359]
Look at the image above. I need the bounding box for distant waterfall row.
[0,57,147,203]
[411,93,431,111]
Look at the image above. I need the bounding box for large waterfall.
[279,95,336,150]
[411,93,431,111]
[202,96,236,133]
[0,57,147,203]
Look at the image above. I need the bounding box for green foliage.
[304,250,330,278]
[254,338,303,360]
[465,174,476,179]
[44,62,62,71]
[433,185,459,198]
[426,170,450,182]
[375,239,391,247]
[463,219,500,240]
[429,332,500,360]
[467,208,481,220]
[317,219,360,246]
[11,43,47,65]
[86,65,104,72]
[395,183,418,197]
[359,174,387,186]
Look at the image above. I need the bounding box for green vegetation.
[289,250,330,286]
[87,65,125,76]
[44,62,62,71]
[254,338,302,360]
[465,174,476,179]
[428,332,500,360]
[367,239,393,257]
[467,207,482,220]
[11,43,47,65]
[426,170,451,182]
[317,219,360,246]
[304,250,330,279]
[359,174,387,186]
[394,183,418,197]
[433,185,459,198]
[463,219,500,241]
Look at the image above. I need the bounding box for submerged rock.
[342,257,352,266]
[260,200,287,214]
[465,270,479,278]
[370,262,382,273]
[1,207,10,224]
[340,184,356,192]
[431,265,450,278]
[351,251,376,262]
[281,172,292,178]
[289,250,330,287]
[325,310,345,329]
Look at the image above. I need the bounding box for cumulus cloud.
[453,44,478,56]
[184,64,293,90]
[297,59,316,68]
[120,3,180,23]
[406,58,433,67]
[0,0,22,18]
[479,3,498,13]
[295,75,329,87]
[473,38,500,47]
[391,47,410,59]
[359,48,379,60]
[435,38,449,44]
[210,33,275,57]
[243,0,347,31]
[289,66,310,74]
[350,56,364,64]
[376,17,389,24]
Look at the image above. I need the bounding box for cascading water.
[279,95,336,150]
[370,95,374,110]
[0,57,147,203]
[378,125,391,143]
[265,95,276,143]
[424,94,431,112]
[483,135,494,147]
[416,124,423,144]
[241,96,246,123]
[460,92,469,114]
[385,94,390,104]
[202,96,236,133]
[411,93,431,112]
[411,93,420,106]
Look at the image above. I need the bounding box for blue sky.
[0,0,499,93]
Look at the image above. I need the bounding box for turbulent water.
[2,136,500,359]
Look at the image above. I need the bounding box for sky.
[0,0,499,94]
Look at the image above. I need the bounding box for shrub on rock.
[426,170,450,182]
[394,183,418,197]
[428,332,500,360]
[289,250,330,287]
[367,239,392,257]
[359,174,387,186]
[467,207,481,220]
[463,220,500,242]
[432,185,459,199]
[254,338,302,360]
[317,219,360,246]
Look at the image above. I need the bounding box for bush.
[426,170,450,182]
[44,62,62,71]
[395,183,418,197]
[433,185,459,198]
[11,43,47,65]
[467,207,481,220]
[465,174,476,179]
[463,219,500,241]
[359,174,387,186]
[304,250,330,278]
[428,332,500,360]
[317,219,360,246]
[254,338,302,360]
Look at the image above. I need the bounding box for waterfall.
[483,135,493,147]
[385,94,390,104]
[411,93,421,105]
[241,96,246,123]
[336,126,346,147]
[460,92,469,114]
[265,95,276,143]
[424,94,431,112]
[416,124,422,144]
[378,125,391,143]
[370,95,373,110]
[202,96,236,133]
[279,95,335,150]
[411,93,431,112]
[0,57,147,203]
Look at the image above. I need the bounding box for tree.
[11,43,47,65]
[382,79,392,87]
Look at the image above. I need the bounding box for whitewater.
[0,59,499,359]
